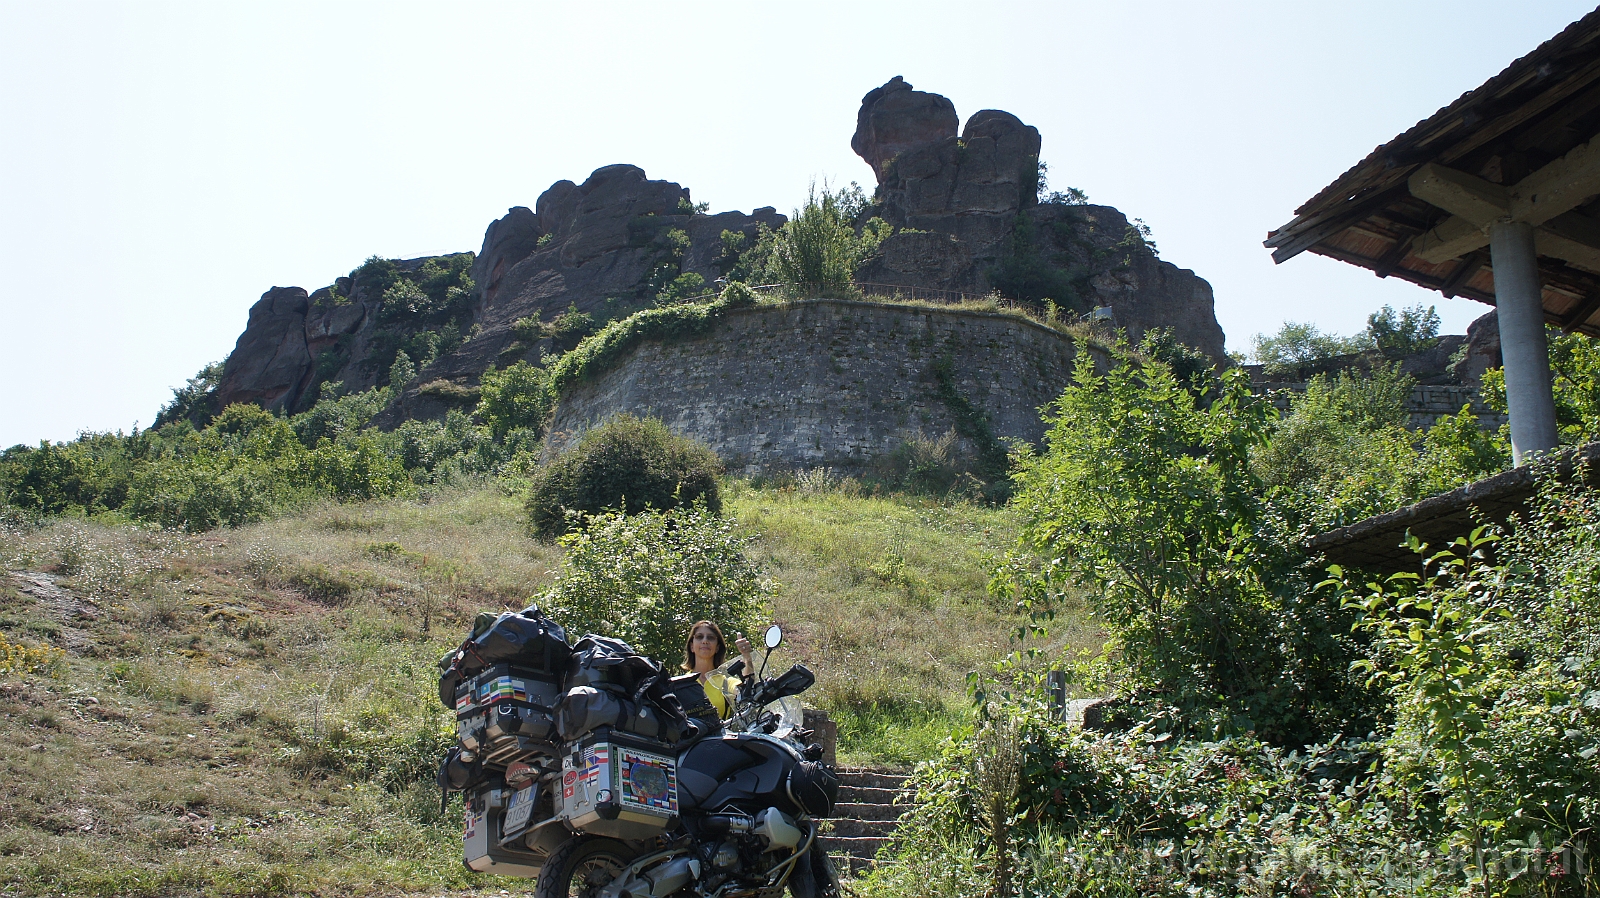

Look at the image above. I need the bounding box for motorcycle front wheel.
[534,836,635,898]
[787,847,842,898]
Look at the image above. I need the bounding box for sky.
[2,0,1596,448]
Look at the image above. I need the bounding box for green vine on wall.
[545,283,759,398]
[930,353,1011,499]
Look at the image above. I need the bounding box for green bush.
[125,454,280,531]
[0,432,144,516]
[887,481,1600,895]
[524,415,722,540]
[878,430,964,496]
[1001,348,1377,745]
[539,505,769,663]
[1482,329,1600,445]
[475,361,552,440]
[290,383,391,446]
[152,359,225,429]
[1254,365,1507,530]
[762,183,884,297]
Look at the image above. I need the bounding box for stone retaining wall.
[543,300,1091,476]
[1259,383,1506,430]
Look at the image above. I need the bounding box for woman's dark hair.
[682,620,726,671]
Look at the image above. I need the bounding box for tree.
[475,361,551,441]
[1366,303,1440,359]
[1249,321,1368,377]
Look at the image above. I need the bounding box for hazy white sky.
[2,1,1594,447]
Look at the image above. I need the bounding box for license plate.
[503,785,537,833]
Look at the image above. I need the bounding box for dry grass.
[0,480,1098,895]
[725,482,1102,764]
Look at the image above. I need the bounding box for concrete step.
[837,784,905,804]
[819,833,893,855]
[830,801,903,821]
[822,817,899,839]
[835,768,911,791]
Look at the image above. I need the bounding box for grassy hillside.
[0,481,1094,897]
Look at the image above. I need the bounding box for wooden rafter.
[1265,9,1600,338]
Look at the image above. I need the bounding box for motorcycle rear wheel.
[534,836,635,898]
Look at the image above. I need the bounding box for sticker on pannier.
[619,747,677,815]
[480,675,532,704]
[580,744,608,786]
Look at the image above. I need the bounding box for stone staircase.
[819,767,911,875]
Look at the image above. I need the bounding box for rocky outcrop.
[851,76,959,182]
[214,166,783,418]
[1451,311,1502,385]
[379,166,784,425]
[850,77,1227,361]
[213,287,315,412]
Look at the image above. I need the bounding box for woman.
[682,620,754,719]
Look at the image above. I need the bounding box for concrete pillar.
[1489,220,1559,463]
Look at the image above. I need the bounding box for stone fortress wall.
[543,300,1091,475]
[546,298,1508,478]
[1258,382,1507,431]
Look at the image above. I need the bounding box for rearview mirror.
[765,624,783,650]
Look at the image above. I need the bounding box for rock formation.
[851,77,1227,361]
[211,77,1231,428]
[1450,311,1502,385]
[213,166,783,416]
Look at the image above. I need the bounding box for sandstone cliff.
[851,76,1227,361]
[213,167,783,416]
[211,77,1229,426]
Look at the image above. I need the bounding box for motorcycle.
[450,622,841,898]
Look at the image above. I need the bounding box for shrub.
[0,632,63,677]
[547,304,597,346]
[125,455,280,531]
[539,505,769,663]
[290,384,391,446]
[764,183,867,297]
[878,430,963,495]
[1482,329,1600,445]
[152,359,225,429]
[475,361,552,440]
[525,415,722,540]
[0,433,141,516]
[656,272,707,304]
[415,380,480,403]
[1254,364,1503,530]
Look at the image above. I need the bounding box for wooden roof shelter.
[1265,9,1600,338]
